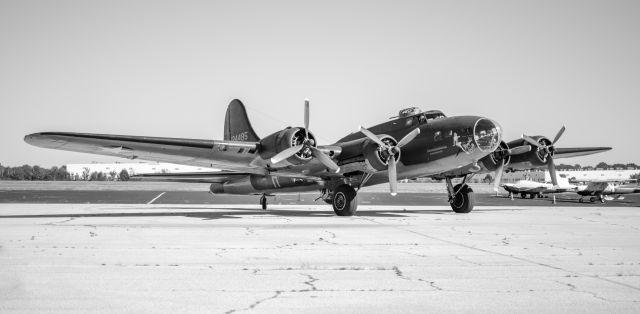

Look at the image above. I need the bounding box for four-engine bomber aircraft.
[24,99,611,215]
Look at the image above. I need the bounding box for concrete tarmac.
[1,203,640,313]
[1,190,639,207]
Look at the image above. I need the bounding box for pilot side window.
[434,131,442,141]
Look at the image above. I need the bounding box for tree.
[81,167,91,181]
[595,162,609,169]
[119,169,130,181]
[109,171,118,181]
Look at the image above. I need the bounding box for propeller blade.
[493,161,505,192]
[359,126,387,148]
[270,145,304,164]
[310,147,340,173]
[507,145,531,156]
[522,134,543,148]
[548,156,559,186]
[304,99,310,139]
[388,156,398,196]
[552,125,566,145]
[396,128,421,148]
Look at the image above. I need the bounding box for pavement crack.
[392,266,443,290]
[300,273,319,291]
[224,290,282,314]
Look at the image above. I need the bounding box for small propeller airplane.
[500,174,578,199]
[24,99,611,215]
[576,181,640,203]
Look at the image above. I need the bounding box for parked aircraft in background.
[25,99,611,215]
[501,174,579,199]
[577,181,640,203]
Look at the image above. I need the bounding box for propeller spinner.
[270,100,341,173]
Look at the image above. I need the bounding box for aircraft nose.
[473,118,502,152]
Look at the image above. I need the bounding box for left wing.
[553,147,612,159]
[24,132,266,174]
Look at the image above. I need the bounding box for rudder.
[224,99,260,142]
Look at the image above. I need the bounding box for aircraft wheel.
[260,195,267,210]
[332,185,358,216]
[451,184,474,213]
[589,197,596,203]
[521,192,527,199]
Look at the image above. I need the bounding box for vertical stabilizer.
[224,99,260,142]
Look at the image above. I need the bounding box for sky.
[1,0,638,167]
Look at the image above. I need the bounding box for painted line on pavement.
[147,192,166,204]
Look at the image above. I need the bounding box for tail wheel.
[332,184,358,216]
[451,184,474,213]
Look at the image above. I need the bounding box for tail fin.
[224,99,260,142]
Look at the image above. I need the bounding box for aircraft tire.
[332,185,358,216]
[451,184,474,213]
[260,195,267,210]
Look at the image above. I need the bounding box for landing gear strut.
[446,175,475,213]
[259,194,267,210]
[332,184,358,216]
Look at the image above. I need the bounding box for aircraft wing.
[131,171,252,184]
[553,147,611,159]
[24,132,266,174]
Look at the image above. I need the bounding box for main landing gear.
[578,195,605,203]
[331,184,358,216]
[446,176,475,213]
[259,194,268,210]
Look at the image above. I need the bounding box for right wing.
[24,132,266,174]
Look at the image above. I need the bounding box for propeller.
[270,99,341,173]
[521,126,566,186]
[492,144,532,192]
[359,126,421,196]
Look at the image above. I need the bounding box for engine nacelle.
[479,140,510,172]
[337,134,398,173]
[259,127,316,166]
[506,136,553,170]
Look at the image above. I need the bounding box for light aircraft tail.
[224,99,260,142]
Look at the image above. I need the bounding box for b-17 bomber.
[25,99,611,215]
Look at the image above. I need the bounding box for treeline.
[0,164,129,181]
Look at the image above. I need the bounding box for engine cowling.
[506,136,553,170]
[259,127,317,166]
[479,140,511,172]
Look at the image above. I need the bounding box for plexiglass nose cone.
[474,118,502,152]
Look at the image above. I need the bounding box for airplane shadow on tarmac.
[0,207,523,221]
